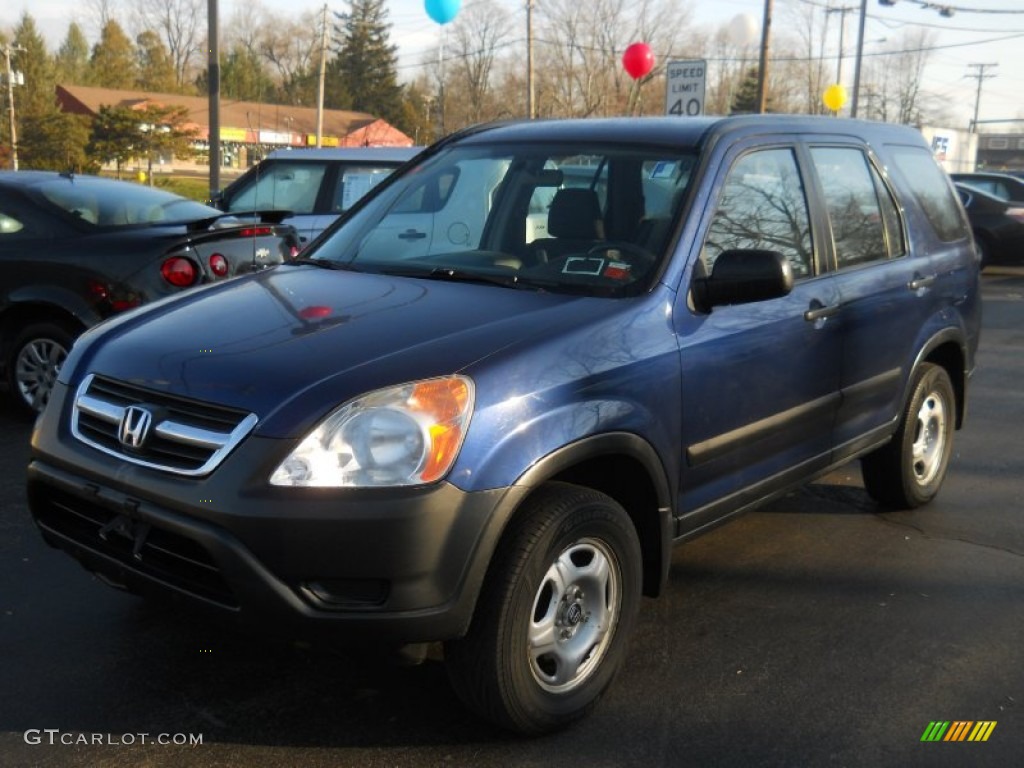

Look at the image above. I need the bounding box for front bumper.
[28,384,526,642]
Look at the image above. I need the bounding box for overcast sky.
[5,0,1024,128]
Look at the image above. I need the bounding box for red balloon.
[622,42,655,80]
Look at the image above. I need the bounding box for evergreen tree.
[214,44,277,102]
[136,31,178,93]
[55,23,91,85]
[19,112,96,172]
[90,20,137,89]
[332,0,403,123]
[730,67,774,115]
[12,14,57,118]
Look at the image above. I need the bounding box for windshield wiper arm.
[287,257,355,271]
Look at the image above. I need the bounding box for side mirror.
[692,249,794,312]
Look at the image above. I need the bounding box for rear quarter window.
[887,145,968,243]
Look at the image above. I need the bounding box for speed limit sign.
[665,60,706,117]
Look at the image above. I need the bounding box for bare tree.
[136,0,204,88]
[784,1,835,115]
[535,0,693,118]
[258,10,321,106]
[860,29,937,125]
[448,0,511,125]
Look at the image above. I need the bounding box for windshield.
[37,177,221,228]
[306,142,697,297]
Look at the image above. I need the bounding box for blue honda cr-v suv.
[28,115,980,734]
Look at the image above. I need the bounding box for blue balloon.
[425,0,461,25]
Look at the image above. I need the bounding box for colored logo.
[921,721,997,742]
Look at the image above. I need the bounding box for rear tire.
[6,322,76,416]
[445,482,642,734]
[861,363,956,509]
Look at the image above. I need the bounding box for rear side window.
[228,162,328,214]
[810,147,905,268]
[332,166,399,212]
[888,146,967,242]
[701,148,814,278]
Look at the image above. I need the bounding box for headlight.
[270,376,474,487]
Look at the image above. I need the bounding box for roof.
[55,85,414,147]
[455,115,926,151]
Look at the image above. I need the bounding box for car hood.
[71,265,609,437]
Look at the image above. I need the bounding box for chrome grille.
[71,374,257,476]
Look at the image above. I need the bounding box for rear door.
[807,142,962,460]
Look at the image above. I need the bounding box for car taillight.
[239,226,273,237]
[161,256,198,287]
[209,253,229,277]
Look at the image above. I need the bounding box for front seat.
[528,188,605,263]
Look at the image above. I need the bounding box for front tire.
[445,482,642,734]
[6,322,75,416]
[861,363,956,509]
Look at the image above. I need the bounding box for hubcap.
[911,390,947,486]
[15,337,67,413]
[527,537,620,693]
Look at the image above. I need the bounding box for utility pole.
[527,0,535,119]
[3,43,25,171]
[825,5,858,87]
[756,0,772,113]
[317,4,328,147]
[207,0,221,197]
[849,0,868,117]
[966,63,998,133]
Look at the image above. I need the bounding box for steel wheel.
[862,363,956,509]
[910,388,948,487]
[445,482,642,734]
[528,537,620,693]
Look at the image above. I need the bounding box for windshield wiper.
[287,257,356,271]
[379,265,552,291]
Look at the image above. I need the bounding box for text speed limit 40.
[665,60,706,117]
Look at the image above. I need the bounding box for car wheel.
[445,482,642,734]
[6,322,75,416]
[861,363,956,509]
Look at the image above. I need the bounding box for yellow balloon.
[823,84,848,112]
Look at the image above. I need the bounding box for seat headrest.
[547,188,604,240]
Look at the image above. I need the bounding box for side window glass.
[228,162,328,214]
[810,147,891,268]
[888,146,967,242]
[333,166,397,212]
[392,168,459,214]
[873,165,905,258]
[701,148,813,278]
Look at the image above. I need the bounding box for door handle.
[398,230,427,240]
[908,275,936,291]
[804,303,840,323]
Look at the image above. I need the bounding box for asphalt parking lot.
[1,270,1021,767]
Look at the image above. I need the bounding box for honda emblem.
[118,406,153,449]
